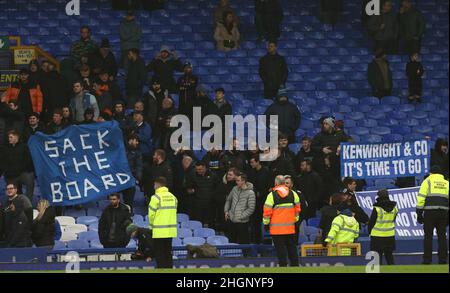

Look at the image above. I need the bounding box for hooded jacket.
[214,22,240,52]
[147,51,183,93]
[368,197,397,235]
[224,182,256,224]
[431,138,449,178]
[264,97,301,139]
[325,214,359,245]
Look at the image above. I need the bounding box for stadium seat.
[78,231,99,242]
[89,240,103,249]
[67,240,90,250]
[304,226,319,238]
[371,127,391,136]
[53,240,67,250]
[88,223,99,232]
[64,209,87,218]
[298,235,309,244]
[65,223,88,236]
[177,213,189,223]
[183,237,206,246]
[55,216,75,227]
[206,236,229,245]
[172,238,183,246]
[60,232,78,242]
[76,216,98,226]
[178,228,193,238]
[366,135,383,143]
[193,228,215,238]
[126,240,137,249]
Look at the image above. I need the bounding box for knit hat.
[126,224,139,237]
[160,45,171,53]
[323,117,335,129]
[277,87,288,98]
[377,189,389,200]
[184,62,193,69]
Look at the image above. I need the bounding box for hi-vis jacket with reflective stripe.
[325,215,359,245]
[370,206,398,237]
[263,186,301,235]
[417,174,449,211]
[148,187,178,238]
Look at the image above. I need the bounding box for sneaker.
[422,261,431,265]
[438,261,447,265]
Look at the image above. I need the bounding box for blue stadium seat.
[304,226,319,238]
[298,235,309,244]
[207,236,229,245]
[76,216,98,226]
[383,96,401,104]
[193,228,215,238]
[183,237,206,246]
[133,215,143,223]
[405,118,419,127]
[398,104,415,112]
[390,111,407,120]
[183,220,203,230]
[383,133,403,142]
[78,231,99,242]
[172,238,183,247]
[366,135,383,143]
[409,112,428,119]
[415,125,434,134]
[360,119,377,128]
[371,127,391,136]
[379,118,399,127]
[177,213,189,223]
[64,209,86,218]
[353,127,370,136]
[348,112,365,121]
[126,240,137,249]
[307,217,321,227]
[67,240,90,250]
[360,96,380,106]
[89,240,103,249]
[53,241,67,250]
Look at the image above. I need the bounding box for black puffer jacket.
[186,170,218,208]
[98,203,132,248]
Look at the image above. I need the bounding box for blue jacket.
[134,122,153,157]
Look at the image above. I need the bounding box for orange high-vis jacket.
[4,84,44,113]
[263,185,301,235]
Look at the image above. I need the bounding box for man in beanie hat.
[417,165,449,264]
[90,38,118,78]
[312,115,349,158]
[264,87,301,143]
[126,224,154,262]
[147,45,183,94]
[368,189,398,265]
[177,62,198,117]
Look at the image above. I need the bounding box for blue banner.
[340,140,430,179]
[356,187,424,238]
[28,121,135,206]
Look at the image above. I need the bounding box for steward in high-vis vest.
[325,209,359,256]
[368,189,398,265]
[263,175,301,267]
[148,176,178,268]
[416,165,449,265]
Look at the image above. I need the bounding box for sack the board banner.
[28,121,135,206]
[340,140,430,179]
[356,187,424,237]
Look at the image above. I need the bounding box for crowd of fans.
[0,0,448,250]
